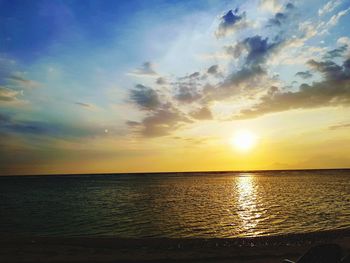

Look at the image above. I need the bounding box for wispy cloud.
[329,122,350,130]
[8,75,42,89]
[128,62,158,77]
[318,0,342,16]
[295,71,313,79]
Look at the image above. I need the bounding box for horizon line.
[1,167,350,177]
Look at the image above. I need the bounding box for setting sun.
[231,130,257,152]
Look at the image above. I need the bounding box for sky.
[0,0,350,175]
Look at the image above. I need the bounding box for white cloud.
[337,36,350,58]
[259,0,283,13]
[318,0,342,16]
[337,36,350,46]
[325,7,350,28]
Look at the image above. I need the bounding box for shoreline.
[1,228,350,262]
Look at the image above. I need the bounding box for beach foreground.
[1,229,350,263]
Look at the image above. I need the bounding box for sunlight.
[231,130,257,152]
[235,174,261,235]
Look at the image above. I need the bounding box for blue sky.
[1,0,350,175]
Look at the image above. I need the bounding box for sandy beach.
[1,229,350,263]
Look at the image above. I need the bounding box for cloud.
[285,3,295,10]
[75,102,92,108]
[130,84,161,110]
[235,57,350,119]
[0,112,106,138]
[338,37,350,47]
[8,75,42,89]
[0,86,19,102]
[127,104,191,137]
[307,59,345,80]
[295,71,313,79]
[242,35,281,65]
[259,0,283,12]
[266,2,296,27]
[174,84,201,103]
[128,62,157,77]
[224,43,247,58]
[212,36,280,101]
[190,107,213,120]
[207,65,219,75]
[204,65,267,102]
[338,37,350,58]
[328,122,350,130]
[156,77,167,85]
[210,36,281,101]
[126,120,140,127]
[267,12,288,27]
[129,83,192,137]
[126,2,349,136]
[318,0,342,16]
[323,45,348,59]
[189,72,200,78]
[322,7,350,32]
[215,9,248,38]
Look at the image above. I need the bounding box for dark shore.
[1,229,350,263]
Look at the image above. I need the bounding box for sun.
[231,130,257,151]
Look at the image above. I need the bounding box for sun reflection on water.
[235,174,262,235]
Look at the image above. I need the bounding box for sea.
[0,169,349,238]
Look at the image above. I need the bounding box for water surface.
[0,170,349,238]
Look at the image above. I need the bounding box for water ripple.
[0,170,349,238]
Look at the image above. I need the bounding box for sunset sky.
[1,0,350,175]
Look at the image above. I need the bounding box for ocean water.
[0,170,349,238]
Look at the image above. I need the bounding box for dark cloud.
[189,72,200,78]
[175,84,201,103]
[130,84,161,110]
[204,65,267,102]
[243,35,280,65]
[177,72,201,81]
[126,120,140,127]
[75,102,92,108]
[202,35,280,102]
[0,113,105,138]
[307,59,347,81]
[226,35,282,64]
[286,2,295,10]
[190,107,213,120]
[128,104,191,137]
[266,2,295,27]
[156,77,167,85]
[207,65,219,75]
[215,9,248,38]
[267,12,288,26]
[226,65,266,84]
[295,70,313,79]
[235,58,350,119]
[323,45,348,59]
[129,83,192,136]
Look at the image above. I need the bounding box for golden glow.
[235,174,262,235]
[231,130,257,152]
